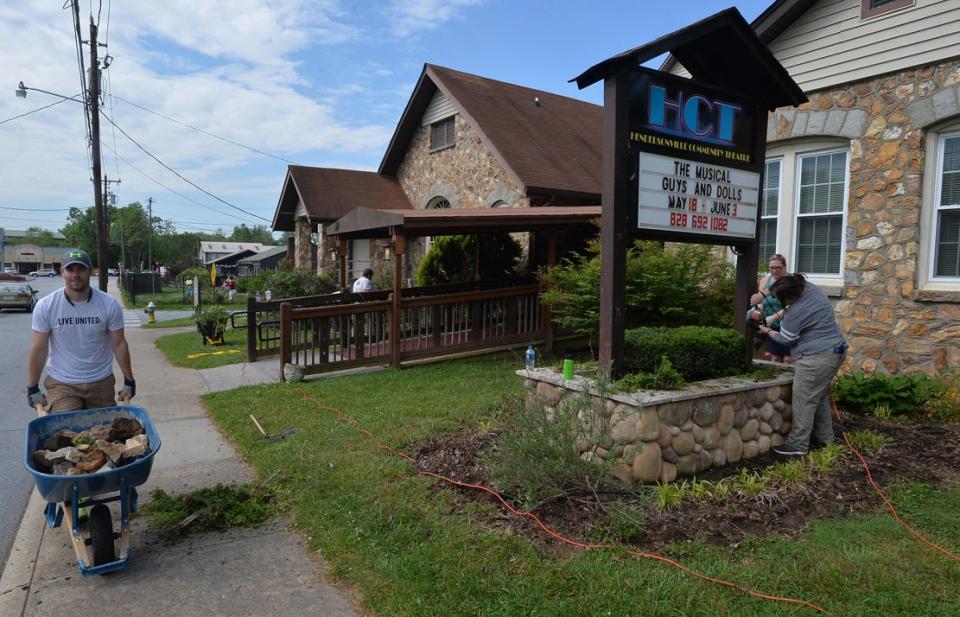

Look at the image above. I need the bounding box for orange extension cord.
[298,390,830,614]
[831,398,959,561]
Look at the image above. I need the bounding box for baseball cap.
[63,250,92,269]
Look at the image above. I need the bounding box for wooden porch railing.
[244,277,536,362]
[279,284,545,377]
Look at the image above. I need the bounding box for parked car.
[3,267,17,274]
[0,283,37,312]
[0,272,26,282]
[108,268,120,276]
[29,269,57,277]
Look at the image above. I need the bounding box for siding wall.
[769,0,960,92]
[421,91,457,126]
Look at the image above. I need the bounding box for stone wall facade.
[294,218,312,271]
[396,115,528,212]
[520,369,794,483]
[767,58,960,374]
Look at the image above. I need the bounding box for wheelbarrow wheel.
[90,505,115,566]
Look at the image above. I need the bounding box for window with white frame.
[759,159,781,265]
[794,150,848,275]
[933,131,960,278]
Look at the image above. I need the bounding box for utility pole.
[148,196,154,295]
[88,17,108,292]
[104,175,120,271]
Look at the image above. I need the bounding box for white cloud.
[0,1,397,229]
[387,0,486,38]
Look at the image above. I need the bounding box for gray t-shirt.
[32,287,124,384]
[771,281,844,358]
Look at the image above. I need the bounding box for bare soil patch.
[414,413,960,552]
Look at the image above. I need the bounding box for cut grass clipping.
[143,483,282,538]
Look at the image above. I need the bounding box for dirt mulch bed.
[414,414,960,552]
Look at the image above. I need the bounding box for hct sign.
[626,68,765,243]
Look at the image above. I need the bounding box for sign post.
[600,68,767,377]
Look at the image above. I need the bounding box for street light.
[15,81,83,104]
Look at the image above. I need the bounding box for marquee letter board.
[627,68,765,244]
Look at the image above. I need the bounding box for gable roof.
[379,64,603,201]
[272,166,412,232]
[238,245,288,264]
[574,7,806,111]
[659,0,818,74]
[199,241,269,253]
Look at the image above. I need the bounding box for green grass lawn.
[155,325,249,369]
[202,358,960,616]
[122,285,249,311]
[142,316,196,329]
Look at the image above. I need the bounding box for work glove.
[765,314,779,327]
[27,385,47,410]
[117,378,136,402]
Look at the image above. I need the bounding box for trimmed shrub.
[417,233,522,286]
[624,326,746,381]
[238,265,336,299]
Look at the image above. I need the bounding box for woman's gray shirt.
[770,282,844,359]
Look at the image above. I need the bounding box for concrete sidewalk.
[0,281,364,616]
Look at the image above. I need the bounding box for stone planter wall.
[519,368,795,484]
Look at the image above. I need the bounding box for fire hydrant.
[144,301,156,324]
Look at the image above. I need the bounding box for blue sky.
[0,0,772,237]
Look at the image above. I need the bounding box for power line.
[101,140,264,225]
[0,206,75,212]
[99,111,271,222]
[0,97,83,126]
[110,94,298,165]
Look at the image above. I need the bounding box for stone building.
[271,64,601,283]
[663,0,960,374]
[273,0,960,374]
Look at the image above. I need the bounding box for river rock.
[637,409,660,441]
[661,447,680,463]
[122,434,149,460]
[672,432,695,456]
[724,431,743,463]
[760,421,773,435]
[659,462,677,483]
[773,398,786,412]
[632,442,662,483]
[31,450,53,473]
[691,424,705,444]
[692,398,720,426]
[717,404,735,435]
[782,404,793,420]
[759,402,774,421]
[766,386,781,402]
[768,413,784,432]
[743,440,759,459]
[657,401,692,426]
[733,408,749,428]
[711,447,727,467]
[656,426,673,449]
[611,411,639,444]
[758,434,772,453]
[741,419,760,441]
[702,426,721,449]
[613,463,633,483]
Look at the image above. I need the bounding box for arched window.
[424,197,451,252]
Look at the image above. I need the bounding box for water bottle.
[255,291,262,303]
[265,289,272,301]
[525,345,536,371]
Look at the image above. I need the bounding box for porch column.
[337,237,348,292]
[294,217,312,271]
[541,231,557,354]
[390,232,406,368]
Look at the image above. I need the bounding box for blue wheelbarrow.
[24,405,161,576]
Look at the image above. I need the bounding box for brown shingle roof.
[272,166,411,231]
[380,64,603,201]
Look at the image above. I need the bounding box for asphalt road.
[0,275,64,566]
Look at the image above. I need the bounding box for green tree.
[22,227,60,246]
[61,206,99,256]
[229,224,274,244]
[540,239,735,339]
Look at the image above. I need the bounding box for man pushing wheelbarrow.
[23,250,160,576]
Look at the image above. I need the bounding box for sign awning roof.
[325,206,601,240]
[571,7,806,110]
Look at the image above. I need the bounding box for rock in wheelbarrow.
[73,449,109,474]
[110,417,144,442]
[42,430,78,451]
